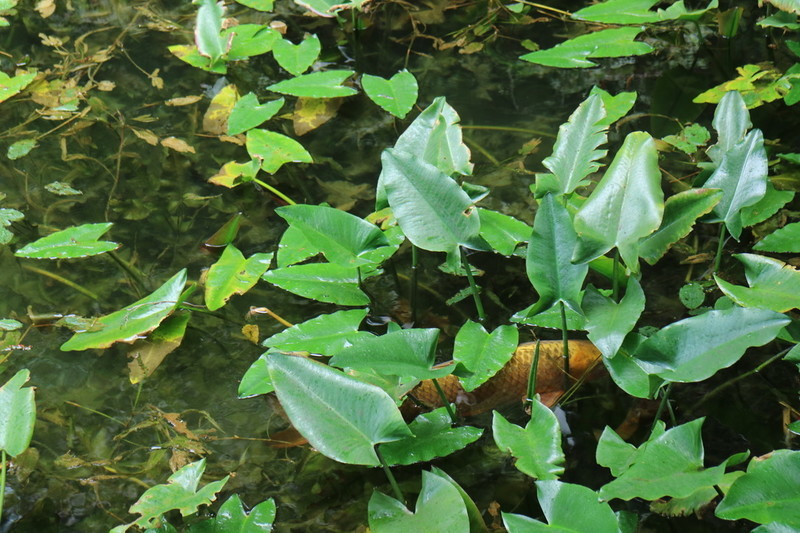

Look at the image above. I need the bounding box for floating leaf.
[208,159,260,188]
[239,352,273,398]
[246,128,312,173]
[715,253,800,313]
[716,450,800,527]
[362,70,419,119]
[0,319,23,331]
[584,277,645,359]
[262,263,369,305]
[292,0,367,17]
[633,305,789,382]
[0,369,35,456]
[520,27,653,68]
[202,84,238,135]
[194,0,226,62]
[224,24,279,59]
[639,188,722,264]
[235,0,274,10]
[573,132,664,272]
[380,407,483,465]
[368,470,469,532]
[15,222,119,259]
[268,352,411,465]
[272,34,321,75]
[7,139,37,160]
[61,269,187,351]
[573,0,718,24]
[127,312,190,384]
[262,308,371,354]
[0,70,37,103]
[754,221,800,252]
[493,401,565,480]
[205,245,272,311]
[694,64,796,109]
[476,208,530,256]
[452,320,518,391]
[169,44,226,73]
[267,70,357,98]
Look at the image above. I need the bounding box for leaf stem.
[560,301,570,389]
[252,177,297,206]
[411,245,419,325]
[0,449,5,521]
[713,224,726,274]
[20,265,99,300]
[526,339,541,402]
[461,247,485,323]
[650,383,673,434]
[432,379,458,424]
[375,445,404,503]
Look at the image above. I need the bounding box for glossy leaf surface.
[715,253,800,312]
[574,0,717,24]
[754,221,800,252]
[227,93,284,135]
[452,320,518,391]
[223,24,279,59]
[15,222,119,259]
[205,245,272,311]
[194,0,226,62]
[262,308,370,354]
[362,70,418,118]
[493,402,565,480]
[238,353,273,398]
[0,369,35,456]
[267,70,357,98]
[477,208,530,256]
[584,277,645,359]
[262,263,369,305]
[520,27,653,68]
[62,270,187,351]
[212,494,276,532]
[272,34,320,76]
[246,129,312,173]
[708,90,751,163]
[268,352,411,465]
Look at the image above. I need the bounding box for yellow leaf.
[166,95,203,106]
[293,97,343,136]
[131,127,159,146]
[242,324,260,344]
[97,80,115,91]
[161,136,196,153]
[35,0,56,18]
[202,85,238,135]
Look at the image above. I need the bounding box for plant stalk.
[375,445,404,503]
[526,339,541,402]
[713,224,727,274]
[432,379,458,424]
[612,250,620,301]
[0,449,5,521]
[253,177,297,205]
[411,245,419,325]
[651,383,673,434]
[560,301,570,390]
[461,247,485,323]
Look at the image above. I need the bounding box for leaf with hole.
[15,222,119,259]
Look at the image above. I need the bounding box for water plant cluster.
[1,0,799,531]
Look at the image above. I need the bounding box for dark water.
[1,1,797,531]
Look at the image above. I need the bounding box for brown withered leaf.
[131,127,159,146]
[161,136,196,153]
[293,97,343,136]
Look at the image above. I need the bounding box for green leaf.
[520,27,653,68]
[477,208,530,256]
[368,470,469,532]
[213,494,276,532]
[428,467,489,533]
[382,149,482,255]
[596,424,638,477]
[292,0,367,17]
[740,183,794,228]
[650,470,744,518]
[205,245,272,311]
[276,204,389,267]
[599,419,727,501]
[362,70,419,119]
[276,225,317,267]
[573,0,717,24]
[194,0,226,62]
[45,181,82,196]
[584,277,645,359]
[536,93,607,197]
[168,44,227,74]
[0,207,24,245]
[639,188,723,265]
[380,407,483,465]
[227,94,284,135]
[122,459,229,531]
[7,138,37,160]
[263,308,371,354]
[239,353,273,398]
[267,352,411,465]
[15,222,119,259]
[663,123,711,154]
[704,129,768,240]
[267,70,357,98]
[127,312,191,384]
[452,321,518,391]
[715,253,800,312]
[527,193,588,314]
[0,319,23,331]
[272,34,321,76]
[589,86,637,126]
[0,369,35,456]
[602,335,663,398]
[503,480,620,531]
[0,70,36,103]
[492,402,565,480]
[262,263,369,305]
[573,132,664,272]
[707,90,752,163]
[235,0,274,10]
[633,306,789,382]
[61,270,187,351]
[330,328,451,381]
[223,24,279,59]
[717,450,800,527]
[246,129,312,174]
[764,0,800,14]
[754,221,800,252]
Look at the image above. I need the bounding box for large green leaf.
[362,70,418,119]
[238,353,273,398]
[267,70,357,98]
[452,320,518,391]
[368,470,469,532]
[716,450,800,527]
[598,419,727,501]
[503,480,620,531]
[584,277,645,359]
[262,263,369,305]
[276,204,389,267]
[235,0,274,11]
[0,369,35,456]
[573,0,717,24]
[573,132,664,272]
[380,407,483,465]
[536,93,607,197]
[61,270,187,351]
[602,335,664,398]
[754,221,800,253]
[428,467,489,533]
[205,245,272,311]
[492,402,565,480]
[194,0,226,62]
[246,129,312,174]
[382,149,482,256]
[15,222,119,259]
[207,494,276,532]
[227,93,284,135]
[590,86,637,126]
[272,34,321,76]
[330,328,451,381]
[111,459,229,533]
[477,208,530,256]
[704,129,768,240]
[267,352,412,465]
[223,24,279,60]
[0,70,36,103]
[520,27,653,68]
[707,90,752,164]
[262,308,371,354]
[639,188,723,264]
[715,253,800,312]
[633,306,789,382]
[527,193,588,314]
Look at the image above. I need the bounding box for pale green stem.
[253,177,296,205]
[461,247,485,322]
[714,224,727,274]
[560,301,570,387]
[432,379,458,425]
[375,445,404,503]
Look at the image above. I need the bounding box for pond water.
[1,1,798,531]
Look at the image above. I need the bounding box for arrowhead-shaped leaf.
[205,245,272,311]
[715,253,800,312]
[0,369,35,456]
[362,70,418,119]
[452,320,518,391]
[15,222,119,259]
[262,263,369,305]
[246,128,312,173]
[227,93,284,135]
[584,277,645,359]
[493,402,565,480]
[272,34,321,76]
